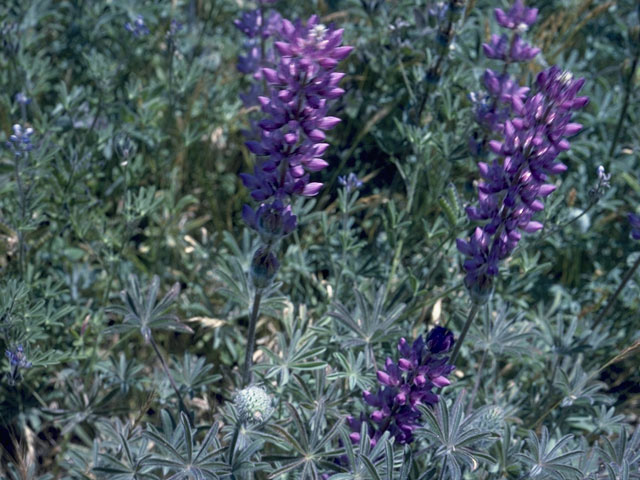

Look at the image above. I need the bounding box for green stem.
[149,333,189,416]
[384,166,419,302]
[593,254,640,328]
[609,51,639,158]
[466,348,488,416]
[242,290,263,386]
[449,303,479,365]
[14,153,26,278]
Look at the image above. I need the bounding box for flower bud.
[250,246,279,288]
[234,385,274,425]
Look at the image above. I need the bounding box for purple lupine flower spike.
[240,15,351,211]
[351,327,455,445]
[235,12,351,287]
[458,67,588,298]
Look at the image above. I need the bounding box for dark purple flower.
[242,199,297,243]
[426,326,455,354]
[629,213,640,240]
[234,9,263,38]
[350,328,455,445]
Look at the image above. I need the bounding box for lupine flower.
[349,327,455,445]
[242,199,297,243]
[494,0,538,31]
[338,172,363,193]
[240,16,351,204]
[7,124,34,157]
[629,214,640,240]
[458,66,588,298]
[6,344,32,385]
[234,9,264,39]
[5,345,32,369]
[125,15,150,37]
[166,19,183,40]
[15,92,30,105]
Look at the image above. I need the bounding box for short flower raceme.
[6,123,34,157]
[348,326,455,445]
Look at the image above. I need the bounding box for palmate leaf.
[554,360,609,408]
[263,401,345,479]
[328,286,404,356]
[169,352,222,398]
[598,427,640,480]
[94,433,158,480]
[107,274,192,341]
[470,301,533,358]
[256,318,327,386]
[417,391,497,480]
[142,412,228,479]
[516,426,583,480]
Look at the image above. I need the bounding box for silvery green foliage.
[516,427,583,480]
[107,274,192,343]
[417,391,497,480]
[0,0,639,478]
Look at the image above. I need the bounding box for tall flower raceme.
[458,66,588,299]
[347,327,455,445]
[239,15,352,283]
[469,0,539,157]
[234,12,351,386]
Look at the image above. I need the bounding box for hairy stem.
[14,153,26,277]
[149,333,189,416]
[466,348,488,416]
[593,254,640,328]
[242,290,263,386]
[450,303,480,365]
[384,164,419,302]
[609,50,639,158]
